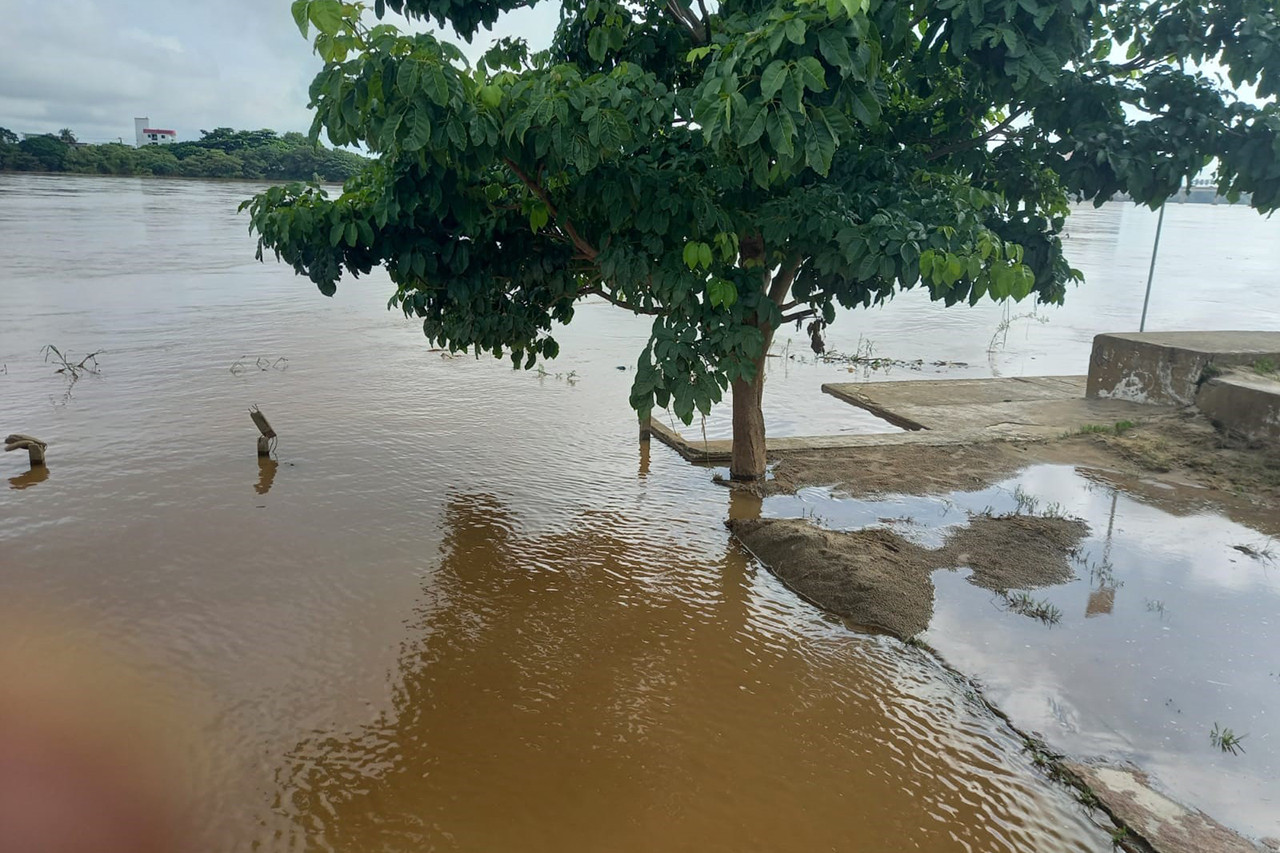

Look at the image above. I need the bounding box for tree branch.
[781,308,818,324]
[581,286,663,315]
[926,107,1029,162]
[503,157,600,261]
[666,0,707,43]
[779,292,826,311]
[768,256,804,305]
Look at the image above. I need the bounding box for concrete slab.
[648,376,1167,463]
[1196,371,1280,443]
[1064,762,1265,853]
[823,376,1164,437]
[1087,331,1280,405]
[646,417,979,464]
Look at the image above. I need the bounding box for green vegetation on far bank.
[0,126,367,182]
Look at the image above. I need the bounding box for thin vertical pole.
[1139,204,1166,333]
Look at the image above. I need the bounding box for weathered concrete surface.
[649,376,1165,463]
[823,376,1164,438]
[1197,371,1280,443]
[1087,332,1280,405]
[647,417,977,464]
[1064,763,1265,853]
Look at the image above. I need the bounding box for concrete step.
[1087,331,1280,406]
[1197,370,1280,443]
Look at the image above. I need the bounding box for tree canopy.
[243,0,1280,479]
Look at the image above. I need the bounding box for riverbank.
[0,128,365,182]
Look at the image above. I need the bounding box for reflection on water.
[255,459,278,496]
[8,465,49,491]
[769,466,1280,841]
[274,493,1105,852]
[5,173,1277,851]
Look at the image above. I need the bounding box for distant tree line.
[0,126,367,182]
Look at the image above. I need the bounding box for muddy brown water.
[1,174,1277,851]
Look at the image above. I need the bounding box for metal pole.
[1139,204,1166,333]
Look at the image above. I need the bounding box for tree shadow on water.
[270,492,748,852]
[266,492,1112,853]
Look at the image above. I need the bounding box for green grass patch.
[1077,420,1137,437]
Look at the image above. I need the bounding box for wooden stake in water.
[4,434,48,467]
[249,407,277,457]
[1139,204,1166,333]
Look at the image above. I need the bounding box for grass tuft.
[1210,723,1247,755]
[1078,420,1137,437]
[998,591,1063,625]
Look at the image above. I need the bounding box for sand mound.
[730,514,1088,639]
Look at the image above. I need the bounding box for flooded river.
[1,174,1277,851]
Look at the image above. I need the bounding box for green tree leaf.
[796,57,827,92]
[760,61,789,100]
[291,0,311,37]
[404,108,431,150]
[588,27,608,63]
[708,279,738,308]
[308,0,344,37]
[424,65,450,106]
[738,103,768,147]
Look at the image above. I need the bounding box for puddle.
[763,464,1280,841]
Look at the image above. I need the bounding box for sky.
[0,0,560,144]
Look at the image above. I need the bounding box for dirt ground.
[729,514,1087,639]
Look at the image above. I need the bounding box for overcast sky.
[0,0,560,144]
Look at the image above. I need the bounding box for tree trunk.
[729,244,796,483]
[730,354,768,481]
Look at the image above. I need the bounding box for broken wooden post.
[249,406,276,457]
[639,412,652,443]
[4,434,48,467]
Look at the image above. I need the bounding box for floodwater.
[767,470,1280,841]
[0,174,1276,851]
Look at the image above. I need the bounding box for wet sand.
[729,514,1087,638]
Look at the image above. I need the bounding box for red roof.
[143,128,176,135]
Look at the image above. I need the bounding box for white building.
[135,117,176,147]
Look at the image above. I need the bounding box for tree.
[58,128,78,144]
[177,147,245,178]
[189,127,283,153]
[18,134,69,171]
[0,127,18,145]
[133,144,182,176]
[244,0,1280,481]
